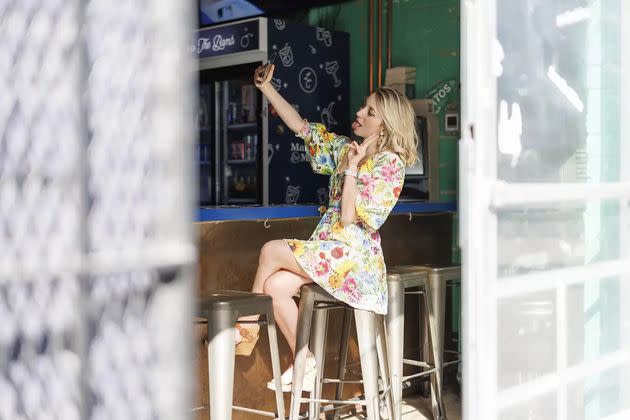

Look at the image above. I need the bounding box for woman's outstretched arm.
[255,64,305,133]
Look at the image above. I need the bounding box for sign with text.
[427,79,457,115]
[193,20,259,58]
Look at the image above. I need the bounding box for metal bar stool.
[417,266,462,400]
[385,266,448,420]
[334,267,451,420]
[198,291,285,420]
[289,284,394,420]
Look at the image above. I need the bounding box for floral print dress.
[286,122,405,314]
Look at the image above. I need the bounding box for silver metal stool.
[198,291,285,420]
[290,284,394,420]
[385,266,447,420]
[415,266,462,401]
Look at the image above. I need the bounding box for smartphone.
[257,52,277,80]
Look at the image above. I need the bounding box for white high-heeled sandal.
[266,356,317,393]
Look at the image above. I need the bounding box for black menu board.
[267,19,350,205]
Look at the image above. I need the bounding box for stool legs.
[290,291,316,420]
[207,309,236,420]
[424,273,446,413]
[310,309,329,419]
[332,309,353,420]
[266,311,286,420]
[354,310,381,420]
[424,286,447,420]
[375,316,395,420]
[386,280,405,420]
[291,288,393,420]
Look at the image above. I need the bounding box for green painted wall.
[307,1,459,121]
[390,1,460,103]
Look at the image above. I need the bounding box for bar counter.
[197,201,457,222]
[194,201,456,419]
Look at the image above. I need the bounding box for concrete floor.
[343,388,462,420]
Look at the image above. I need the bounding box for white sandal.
[267,356,317,393]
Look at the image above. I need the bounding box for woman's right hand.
[347,133,378,169]
[254,64,275,89]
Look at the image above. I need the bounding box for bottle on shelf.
[234,175,246,193]
[245,135,252,160]
[230,140,245,160]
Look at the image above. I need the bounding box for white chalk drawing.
[309,44,317,54]
[272,44,277,50]
[289,142,308,164]
[315,27,333,47]
[286,185,301,204]
[317,187,328,205]
[240,33,254,48]
[337,94,342,101]
[283,82,288,89]
[325,61,342,87]
[298,67,318,93]
[271,77,282,91]
[279,43,294,67]
[291,104,301,112]
[267,144,275,164]
[267,144,280,165]
[320,102,337,127]
[274,19,286,30]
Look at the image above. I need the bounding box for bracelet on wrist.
[344,169,358,178]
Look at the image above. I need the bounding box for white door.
[460,1,630,419]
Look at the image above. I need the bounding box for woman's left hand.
[347,133,378,169]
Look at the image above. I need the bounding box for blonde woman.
[235,63,418,391]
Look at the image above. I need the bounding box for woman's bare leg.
[262,269,313,356]
[239,240,310,323]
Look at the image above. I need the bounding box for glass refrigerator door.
[461,2,630,420]
[217,78,261,205]
[197,83,215,205]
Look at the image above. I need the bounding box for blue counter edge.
[197,201,457,222]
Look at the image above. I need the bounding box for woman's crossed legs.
[241,239,313,356]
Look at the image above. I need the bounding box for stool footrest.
[232,404,279,418]
[298,390,391,407]
[402,358,432,369]
[444,359,461,368]
[404,369,439,382]
[322,378,364,385]
[403,290,426,295]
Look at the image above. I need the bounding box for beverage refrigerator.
[194,17,350,206]
[198,63,263,205]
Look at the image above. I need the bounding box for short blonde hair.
[373,86,419,167]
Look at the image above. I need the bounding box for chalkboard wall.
[267,19,350,205]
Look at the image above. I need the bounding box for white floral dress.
[286,122,405,314]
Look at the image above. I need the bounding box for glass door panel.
[460,1,630,420]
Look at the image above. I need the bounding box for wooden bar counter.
[194,203,455,419]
